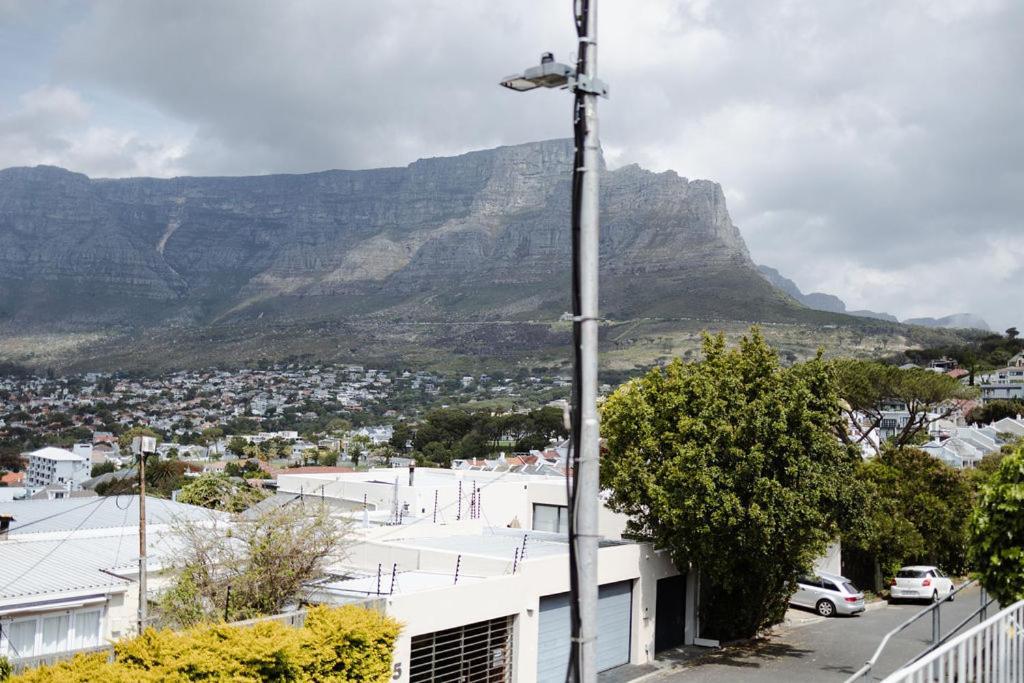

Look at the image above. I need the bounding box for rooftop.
[0,496,220,537]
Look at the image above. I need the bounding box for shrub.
[12,606,400,683]
[969,446,1024,605]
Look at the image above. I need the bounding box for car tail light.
[890,578,897,586]
[845,597,858,603]
[922,579,931,587]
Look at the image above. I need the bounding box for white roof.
[0,496,221,537]
[26,446,86,462]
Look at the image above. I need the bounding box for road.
[652,585,990,683]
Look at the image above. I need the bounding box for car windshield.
[843,582,859,594]
[897,569,928,578]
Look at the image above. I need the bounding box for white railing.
[882,599,1024,683]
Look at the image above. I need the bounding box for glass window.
[532,504,568,534]
[796,575,820,587]
[842,582,859,594]
[897,569,927,578]
[8,618,38,658]
[821,579,839,592]
[41,614,70,654]
[74,610,101,649]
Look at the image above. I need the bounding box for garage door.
[536,581,633,682]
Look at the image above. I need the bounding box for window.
[796,575,820,587]
[820,579,839,592]
[6,618,37,658]
[74,610,101,649]
[532,504,568,534]
[41,614,69,654]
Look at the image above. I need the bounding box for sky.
[1,0,1021,330]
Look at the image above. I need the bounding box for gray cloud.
[2,0,1021,329]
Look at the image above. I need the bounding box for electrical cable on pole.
[499,2,605,678]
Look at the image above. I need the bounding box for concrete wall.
[377,541,680,683]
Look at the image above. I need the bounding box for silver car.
[791,572,866,617]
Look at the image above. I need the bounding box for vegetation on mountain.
[11,605,400,683]
[966,399,1024,425]
[832,359,976,455]
[896,329,1023,383]
[600,328,862,639]
[969,444,1024,605]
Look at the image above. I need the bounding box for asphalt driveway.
[649,584,989,683]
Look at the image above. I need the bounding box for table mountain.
[1,139,820,336]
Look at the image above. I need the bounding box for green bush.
[0,655,11,681]
[969,446,1024,605]
[12,605,401,682]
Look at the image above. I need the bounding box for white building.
[0,497,221,668]
[23,447,90,493]
[276,467,705,682]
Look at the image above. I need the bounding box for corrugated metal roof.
[0,530,182,602]
[0,496,221,536]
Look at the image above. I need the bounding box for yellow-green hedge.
[14,605,401,682]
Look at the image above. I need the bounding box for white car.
[889,565,955,603]
[791,572,866,617]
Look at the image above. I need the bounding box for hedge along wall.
[13,605,402,683]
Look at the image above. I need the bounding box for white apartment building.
[23,447,90,492]
[276,467,705,682]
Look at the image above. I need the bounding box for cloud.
[0,86,188,177]
[1,0,1021,328]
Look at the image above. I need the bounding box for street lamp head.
[499,52,573,92]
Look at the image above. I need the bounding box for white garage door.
[536,581,633,682]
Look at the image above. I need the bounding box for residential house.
[23,448,90,494]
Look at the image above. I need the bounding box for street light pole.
[499,3,606,679]
[573,1,601,680]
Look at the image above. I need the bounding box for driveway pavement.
[647,584,989,683]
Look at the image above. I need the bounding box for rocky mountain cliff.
[0,139,812,333]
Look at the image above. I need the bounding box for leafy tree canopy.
[844,448,974,586]
[833,359,976,454]
[601,328,862,639]
[969,444,1024,604]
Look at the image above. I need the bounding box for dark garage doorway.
[655,574,687,653]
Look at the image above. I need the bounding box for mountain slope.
[0,139,812,333]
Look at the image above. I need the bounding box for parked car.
[791,572,866,617]
[889,566,955,603]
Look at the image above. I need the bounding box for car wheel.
[931,590,940,603]
[816,599,836,617]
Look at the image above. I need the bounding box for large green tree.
[844,448,973,590]
[969,444,1024,604]
[833,360,976,455]
[601,329,861,639]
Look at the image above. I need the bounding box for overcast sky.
[1,0,1021,330]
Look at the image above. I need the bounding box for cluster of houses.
[3,461,790,681]
[844,352,1024,469]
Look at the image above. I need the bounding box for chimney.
[0,514,14,540]
[408,459,416,487]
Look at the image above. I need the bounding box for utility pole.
[133,435,156,634]
[499,3,606,678]
[573,1,601,680]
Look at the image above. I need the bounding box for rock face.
[0,139,802,330]
[904,314,990,332]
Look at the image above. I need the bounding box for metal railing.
[846,580,997,682]
[881,599,1024,682]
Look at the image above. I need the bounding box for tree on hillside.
[844,448,974,590]
[1007,327,1020,340]
[389,422,413,454]
[601,329,862,639]
[833,359,977,455]
[966,399,1024,425]
[969,444,1024,604]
